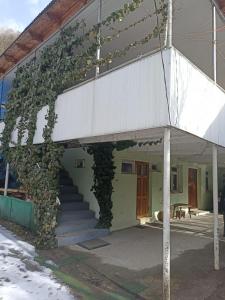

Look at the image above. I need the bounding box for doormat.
[77,239,110,250]
[135,225,147,229]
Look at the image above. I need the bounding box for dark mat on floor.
[135,225,147,229]
[77,239,110,250]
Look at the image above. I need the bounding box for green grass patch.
[35,255,133,300]
[57,253,88,266]
[54,269,131,300]
[121,281,146,294]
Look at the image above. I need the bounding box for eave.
[0,0,89,78]
[216,0,225,13]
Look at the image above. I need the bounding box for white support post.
[163,128,171,300]
[212,144,219,270]
[212,4,217,83]
[4,163,9,196]
[96,0,102,77]
[167,0,173,48]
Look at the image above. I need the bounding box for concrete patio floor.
[71,226,215,271]
[70,213,225,271]
[40,215,225,299]
[170,213,224,238]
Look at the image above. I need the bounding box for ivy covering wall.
[1,0,167,248]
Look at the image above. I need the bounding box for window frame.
[171,167,179,193]
[121,160,135,174]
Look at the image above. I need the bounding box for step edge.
[56,228,109,238]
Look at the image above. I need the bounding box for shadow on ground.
[39,240,225,300]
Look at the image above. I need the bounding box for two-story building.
[1,0,225,298]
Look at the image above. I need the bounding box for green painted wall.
[112,170,138,230]
[62,148,213,231]
[61,148,99,217]
[0,196,35,231]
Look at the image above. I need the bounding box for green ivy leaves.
[1,0,167,247]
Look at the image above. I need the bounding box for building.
[0,0,225,298]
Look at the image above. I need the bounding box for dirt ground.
[1,215,225,300]
[39,224,225,300]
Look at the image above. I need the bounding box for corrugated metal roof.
[0,0,89,78]
[214,0,225,15]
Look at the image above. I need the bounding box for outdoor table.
[172,203,192,219]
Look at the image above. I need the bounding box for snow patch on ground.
[0,226,75,300]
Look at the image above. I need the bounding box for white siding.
[51,50,170,142]
[2,47,225,148]
[25,50,170,145]
[1,50,171,145]
[170,48,225,146]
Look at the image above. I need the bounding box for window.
[205,171,209,192]
[75,159,85,168]
[170,166,183,193]
[152,164,158,172]
[171,167,178,192]
[121,161,135,174]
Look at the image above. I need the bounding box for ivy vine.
[86,139,162,229]
[1,0,167,247]
[87,143,116,228]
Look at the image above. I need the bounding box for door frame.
[188,168,198,208]
[135,161,150,218]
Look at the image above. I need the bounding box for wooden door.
[188,168,198,208]
[136,161,149,218]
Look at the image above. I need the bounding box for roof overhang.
[215,0,225,13]
[0,0,89,78]
[1,0,225,80]
[213,0,225,19]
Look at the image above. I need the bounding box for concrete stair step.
[58,210,95,222]
[190,210,210,216]
[57,228,109,247]
[59,169,69,176]
[59,177,73,186]
[56,218,98,235]
[59,193,83,203]
[60,185,78,194]
[60,202,89,211]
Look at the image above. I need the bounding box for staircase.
[56,170,109,247]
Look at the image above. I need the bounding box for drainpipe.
[163,128,171,300]
[95,0,102,77]
[4,163,9,196]
[212,144,219,270]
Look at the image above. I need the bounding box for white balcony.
[1,0,225,149]
[5,47,220,149]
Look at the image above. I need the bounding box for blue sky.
[0,0,51,32]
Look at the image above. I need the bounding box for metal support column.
[4,163,9,196]
[96,0,102,77]
[167,0,173,48]
[213,4,217,83]
[163,128,171,300]
[212,144,220,270]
